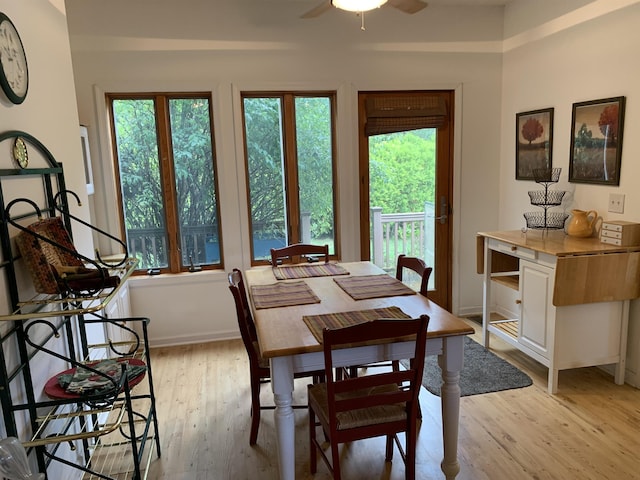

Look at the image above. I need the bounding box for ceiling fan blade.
[387,0,428,14]
[301,0,333,19]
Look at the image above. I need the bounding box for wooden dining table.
[244,261,474,480]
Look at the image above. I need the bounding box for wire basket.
[532,167,561,183]
[523,211,568,230]
[528,190,566,206]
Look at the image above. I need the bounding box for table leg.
[270,356,296,480]
[438,336,464,480]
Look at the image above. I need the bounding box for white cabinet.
[103,281,136,351]
[518,259,554,359]
[478,230,640,394]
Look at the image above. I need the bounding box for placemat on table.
[303,306,410,344]
[333,274,416,300]
[272,263,349,280]
[250,281,321,309]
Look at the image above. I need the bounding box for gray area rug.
[403,336,533,397]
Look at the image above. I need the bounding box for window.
[108,93,222,273]
[242,92,338,264]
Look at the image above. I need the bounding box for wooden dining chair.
[348,255,432,381]
[308,315,429,480]
[228,268,323,445]
[396,254,432,297]
[270,243,329,266]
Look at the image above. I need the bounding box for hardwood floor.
[144,319,640,479]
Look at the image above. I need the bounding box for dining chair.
[308,315,430,480]
[348,254,432,385]
[228,268,323,445]
[396,254,432,297]
[270,243,329,266]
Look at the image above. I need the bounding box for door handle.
[425,196,449,224]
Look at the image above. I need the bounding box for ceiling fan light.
[332,0,388,13]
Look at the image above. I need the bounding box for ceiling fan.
[301,0,428,19]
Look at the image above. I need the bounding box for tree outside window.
[242,93,337,264]
[108,93,222,273]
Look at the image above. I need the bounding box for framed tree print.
[516,108,554,180]
[569,96,625,185]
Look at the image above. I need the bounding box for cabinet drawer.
[489,238,536,261]
[600,236,622,246]
[602,222,624,232]
[601,229,622,239]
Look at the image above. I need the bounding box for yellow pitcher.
[566,209,598,237]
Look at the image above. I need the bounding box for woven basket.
[14,217,119,294]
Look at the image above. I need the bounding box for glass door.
[358,91,454,310]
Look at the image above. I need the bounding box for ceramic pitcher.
[566,209,598,237]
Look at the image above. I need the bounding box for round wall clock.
[0,12,29,104]
[12,136,28,168]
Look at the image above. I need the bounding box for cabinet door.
[519,260,555,358]
[104,282,135,348]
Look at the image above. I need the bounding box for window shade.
[365,95,448,135]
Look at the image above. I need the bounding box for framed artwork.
[569,96,626,185]
[516,108,554,180]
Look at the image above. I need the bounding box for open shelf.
[0,259,137,322]
[490,273,519,290]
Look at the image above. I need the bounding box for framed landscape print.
[516,108,554,180]
[569,96,626,185]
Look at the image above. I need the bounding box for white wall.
[500,0,640,384]
[66,0,505,345]
[0,0,92,476]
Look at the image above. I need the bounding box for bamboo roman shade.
[364,95,448,135]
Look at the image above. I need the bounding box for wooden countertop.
[478,229,640,257]
[478,230,640,305]
[245,261,474,358]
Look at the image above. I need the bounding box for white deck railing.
[371,202,435,273]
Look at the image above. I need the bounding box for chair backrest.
[395,254,432,297]
[228,269,260,365]
[270,243,329,266]
[321,315,429,431]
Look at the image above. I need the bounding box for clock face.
[13,136,28,169]
[0,13,28,104]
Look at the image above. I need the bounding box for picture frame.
[569,96,626,185]
[516,108,554,180]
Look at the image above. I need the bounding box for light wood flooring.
[144,319,640,479]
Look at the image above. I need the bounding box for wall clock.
[12,136,28,168]
[0,12,29,104]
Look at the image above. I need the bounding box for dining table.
[244,261,474,480]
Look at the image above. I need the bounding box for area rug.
[403,336,533,397]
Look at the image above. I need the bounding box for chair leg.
[309,407,317,473]
[249,375,261,445]
[331,440,341,480]
[385,434,394,462]
[406,429,416,480]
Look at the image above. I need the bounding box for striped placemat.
[272,263,350,280]
[303,306,410,344]
[250,281,321,309]
[333,274,416,300]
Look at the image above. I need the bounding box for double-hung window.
[108,93,222,273]
[241,92,338,264]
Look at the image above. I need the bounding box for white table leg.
[438,336,464,480]
[270,356,296,480]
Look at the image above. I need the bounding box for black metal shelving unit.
[0,130,161,479]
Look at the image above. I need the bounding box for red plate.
[44,358,146,400]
